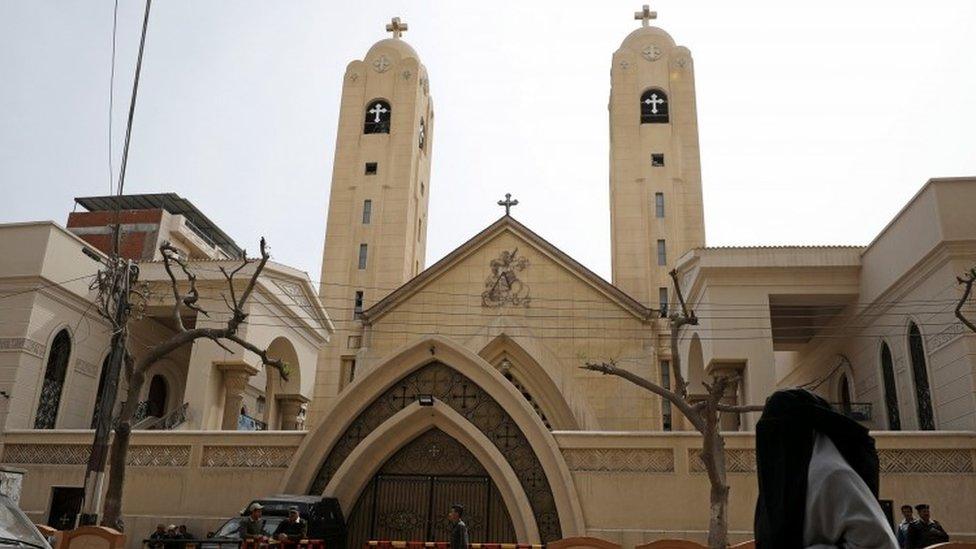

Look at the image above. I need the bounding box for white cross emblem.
[644,93,665,114]
[368,103,389,123]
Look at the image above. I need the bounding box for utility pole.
[78,0,152,527]
[78,258,137,526]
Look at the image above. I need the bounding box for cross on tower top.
[634,4,657,27]
[386,17,408,39]
[497,193,519,216]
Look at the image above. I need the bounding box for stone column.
[276,393,311,431]
[215,360,259,430]
[708,363,745,432]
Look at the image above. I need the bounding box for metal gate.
[345,430,516,548]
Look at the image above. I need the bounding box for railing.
[133,403,190,430]
[143,539,241,549]
[238,414,267,431]
[832,402,872,422]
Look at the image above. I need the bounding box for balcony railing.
[238,413,267,431]
[832,402,872,422]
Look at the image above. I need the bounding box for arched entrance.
[346,428,515,548]
[147,374,168,418]
[308,361,562,542]
[282,336,585,543]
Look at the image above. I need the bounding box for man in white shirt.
[896,505,915,548]
[754,389,898,549]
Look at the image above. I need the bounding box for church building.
[2,7,976,548]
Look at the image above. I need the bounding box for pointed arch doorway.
[346,428,516,548]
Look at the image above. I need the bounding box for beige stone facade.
[3,12,976,549]
[609,25,705,308]
[0,221,332,433]
[313,34,434,423]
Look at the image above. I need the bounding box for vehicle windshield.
[0,496,50,549]
[213,517,285,539]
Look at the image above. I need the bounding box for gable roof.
[362,215,656,323]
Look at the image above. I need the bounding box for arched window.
[880,342,901,430]
[839,374,853,416]
[364,100,391,134]
[908,322,935,430]
[91,353,112,428]
[35,329,71,429]
[418,117,426,150]
[146,375,168,418]
[640,88,669,124]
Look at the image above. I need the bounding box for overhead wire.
[107,0,119,195]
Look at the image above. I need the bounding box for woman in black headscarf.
[754,389,897,549]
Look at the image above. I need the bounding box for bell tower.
[609,5,705,309]
[312,17,434,421]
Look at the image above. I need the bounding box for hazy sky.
[3,1,975,282]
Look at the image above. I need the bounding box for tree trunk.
[100,367,145,529]
[701,406,730,549]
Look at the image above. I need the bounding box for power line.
[0,274,97,301]
[169,263,968,311]
[107,0,119,195]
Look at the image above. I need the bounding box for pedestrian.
[447,504,469,549]
[177,525,194,540]
[273,507,308,543]
[897,505,915,548]
[753,389,898,549]
[149,524,168,549]
[907,504,949,548]
[238,503,268,543]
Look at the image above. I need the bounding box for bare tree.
[100,238,289,528]
[955,268,976,333]
[582,270,763,549]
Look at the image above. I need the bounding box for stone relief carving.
[878,449,974,473]
[1,444,190,467]
[273,279,318,322]
[641,44,662,62]
[689,449,757,473]
[619,60,632,70]
[562,448,674,472]
[481,249,530,308]
[372,55,391,73]
[401,70,412,80]
[672,56,691,69]
[202,445,296,468]
[0,338,45,358]
[75,359,97,378]
[927,323,965,353]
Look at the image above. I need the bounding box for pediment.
[364,217,654,323]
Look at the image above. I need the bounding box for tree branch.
[160,244,188,331]
[715,403,765,413]
[669,269,694,320]
[237,237,269,310]
[956,268,976,334]
[582,360,705,432]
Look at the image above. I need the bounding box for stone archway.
[282,336,585,542]
[345,427,517,548]
[309,362,561,542]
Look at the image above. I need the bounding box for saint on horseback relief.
[481,248,530,308]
